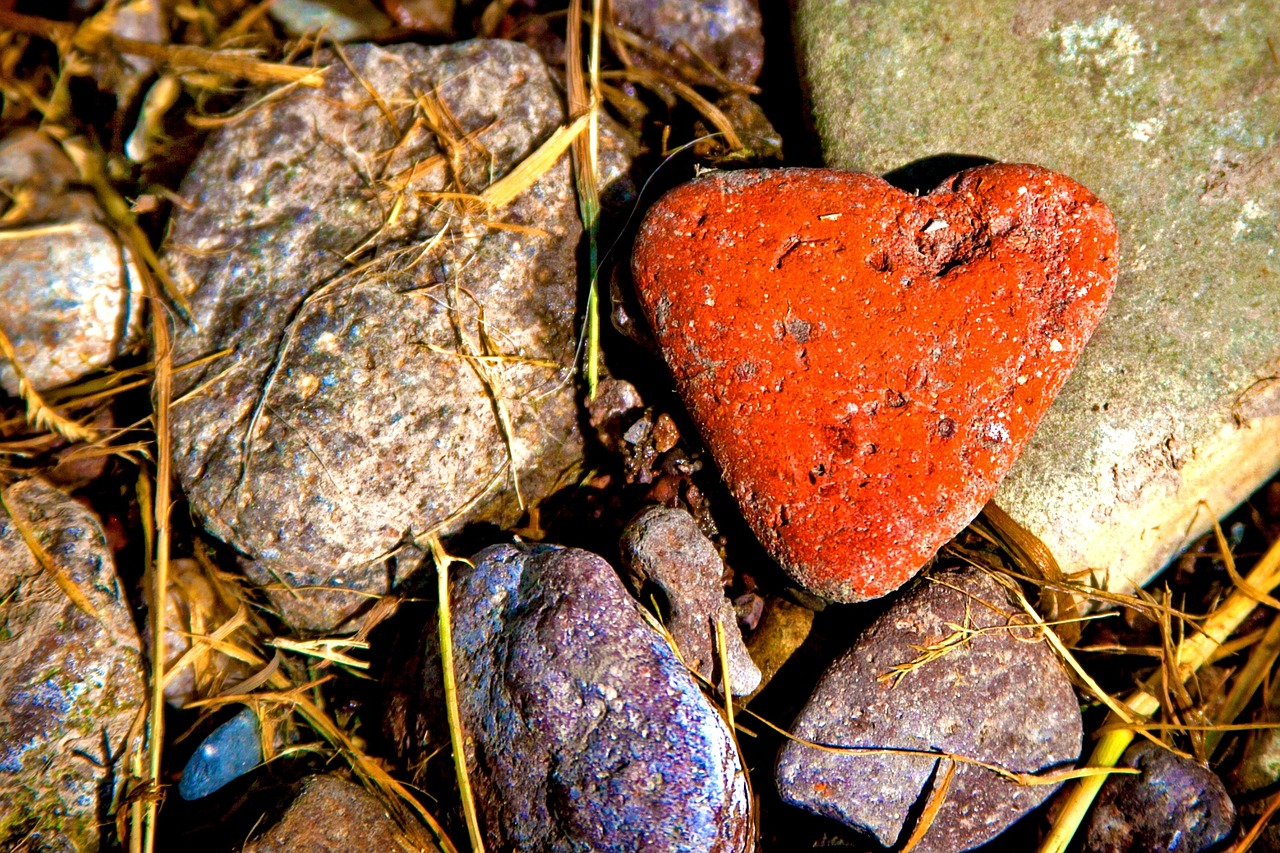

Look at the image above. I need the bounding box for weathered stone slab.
[796,0,1280,592]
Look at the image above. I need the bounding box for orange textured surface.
[631,164,1118,601]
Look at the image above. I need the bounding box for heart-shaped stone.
[631,164,1118,601]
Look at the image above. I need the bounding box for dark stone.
[0,479,147,852]
[619,505,760,695]
[445,544,751,851]
[775,567,1082,853]
[164,40,631,631]
[1086,742,1235,853]
[244,774,427,852]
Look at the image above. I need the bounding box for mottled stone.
[619,505,761,694]
[0,479,147,852]
[631,165,1117,601]
[612,0,764,87]
[164,41,630,630]
[0,129,142,394]
[776,567,1082,852]
[446,544,751,852]
[1086,742,1235,852]
[796,0,1280,594]
[243,774,427,852]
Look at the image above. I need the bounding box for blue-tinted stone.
[178,707,263,800]
[448,544,752,852]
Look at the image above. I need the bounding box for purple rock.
[776,567,1082,853]
[611,0,764,87]
[1086,742,1235,853]
[448,544,752,852]
[619,505,761,695]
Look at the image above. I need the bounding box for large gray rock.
[0,479,147,852]
[428,544,752,852]
[796,0,1280,594]
[164,41,629,630]
[776,567,1082,853]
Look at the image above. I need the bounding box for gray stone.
[1086,742,1235,852]
[443,544,752,852]
[619,505,761,695]
[0,129,143,394]
[796,0,1280,594]
[244,774,430,852]
[776,567,1082,853]
[0,479,147,852]
[164,41,630,631]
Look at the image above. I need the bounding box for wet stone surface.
[0,478,147,852]
[775,567,1082,853]
[165,40,630,631]
[631,165,1117,602]
[0,129,142,394]
[1085,742,1235,853]
[796,0,1280,594]
[619,505,761,695]
[428,543,752,852]
[243,774,423,853]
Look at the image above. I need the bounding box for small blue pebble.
[177,708,263,800]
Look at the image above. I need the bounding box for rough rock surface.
[775,567,1082,853]
[796,0,1280,593]
[611,0,764,87]
[1086,742,1235,852]
[445,544,751,852]
[0,479,147,852]
[243,774,425,852]
[632,165,1117,601]
[0,129,142,394]
[619,505,761,694]
[164,41,629,630]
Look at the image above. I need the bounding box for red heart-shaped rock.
[631,164,1118,601]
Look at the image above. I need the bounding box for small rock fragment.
[0,479,147,852]
[178,707,264,801]
[444,544,752,851]
[1085,742,1235,853]
[0,129,142,394]
[776,567,1082,853]
[269,0,395,41]
[612,0,764,87]
[632,165,1118,602]
[165,41,631,631]
[243,774,427,852]
[744,596,814,699]
[620,505,761,695]
[161,558,257,707]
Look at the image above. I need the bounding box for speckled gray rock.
[447,544,751,852]
[244,774,433,853]
[164,41,630,630]
[0,129,142,394]
[0,479,147,852]
[796,0,1280,594]
[612,0,764,86]
[776,567,1081,853]
[1086,742,1235,852]
[619,505,761,695]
